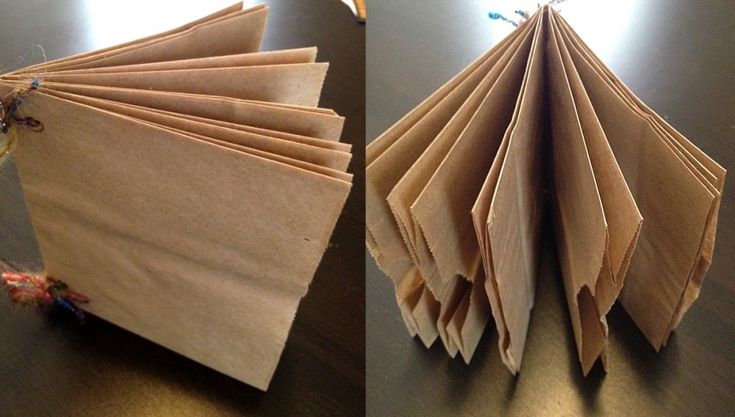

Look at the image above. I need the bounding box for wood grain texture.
[0,0,364,415]
[366,0,735,416]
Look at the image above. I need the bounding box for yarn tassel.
[1,271,90,321]
[0,79,43,164]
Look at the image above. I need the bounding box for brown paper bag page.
[561,18,715,349]
[156,123,352,183]
[436,277,468,357]
[131,104,349,153]
[38,82,344,140]
[18,5,268,74]
[395,267,424,338]
[46,48,318,75]
[408,18,534,296]
[546,10,608,374]
[556,16,724,191]
[555,14,725,341]
[468,11,543,373]
[484,10,545,373]
[365,19,531,285]
[366,15,533,166]
[445,257,490,363]
[366,33,521,285]
[387,18,536,295]
[39,89,351,172]
[12,2,247,75]
[17,63,329,107]
[550,11,641,315]
[9,91,350,390]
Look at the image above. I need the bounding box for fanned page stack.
[0,3,352,390]
[366,6,724,375]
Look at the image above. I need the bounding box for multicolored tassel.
[1,272,90,321]
[0,79,43,164]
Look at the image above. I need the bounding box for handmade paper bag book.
[0,3,352,391]
[366,6,724,375]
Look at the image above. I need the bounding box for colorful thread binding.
[488,0,568,26]
[1,271,90,321]
[0,79,44,162]
[0,79,43,134]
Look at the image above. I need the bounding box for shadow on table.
[66,315,269,410]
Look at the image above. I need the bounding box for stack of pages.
[0,3,352,390]
[366,6,724,375]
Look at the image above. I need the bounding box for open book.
[366,6,724,375]
[0,3,352,390]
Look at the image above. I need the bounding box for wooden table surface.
[366,1,735,416]
[0,1,364,416]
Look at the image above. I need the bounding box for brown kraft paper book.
[366,6,725,375]
[0,2,352,391]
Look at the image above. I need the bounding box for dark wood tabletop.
[0,1,364,416]
[366,1,735,416]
